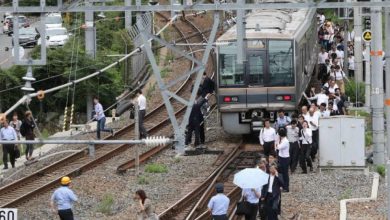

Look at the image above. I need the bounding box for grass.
[96,194,114,215]
[137,175,150,185]
[145,163,168,173]
[376,165,386,177]
[165,52,175,64]
[338,188,352,200]
[160,67,172,79]
[173,157,181,163]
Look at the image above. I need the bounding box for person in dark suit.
[185,91,211,148]
[261,163,284,220]
[200,72,215,98]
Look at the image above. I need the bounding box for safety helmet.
[61,176,71,185]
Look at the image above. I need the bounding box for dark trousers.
[139,110,148,138]
[2,144,16,168]
[25,144,34,159]
[185,123,201,146]
[258,199,267,220]
[278,157,290,191]
[289,142,300,172]
[311,130,319,160]
[263,141,275,158]
[200,121,205,144]
[265,193,279,220]
[299,144,313,172]
[96,117,112,139]
[58,209,74,220]
[212,214,228,220]
[244,202,258,220]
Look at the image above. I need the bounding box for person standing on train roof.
[207,183,230,220]
[51,176,78,220]
[93,97,114,139]
[259,119,277,158]
[274,109,291,131]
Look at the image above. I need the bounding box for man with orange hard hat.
[50,176,78,220]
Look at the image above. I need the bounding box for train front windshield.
[218,40,294,87]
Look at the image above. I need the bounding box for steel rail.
[158,144,242,220]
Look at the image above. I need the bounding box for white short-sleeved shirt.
[207,194,230,215]
[137,94,147,111]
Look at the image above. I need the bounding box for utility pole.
[371,0,385,165]
[125,0,131,30]
[85,0,97,123]
[365,42,371,108]
[353,4,363,83]
[386,0,390,160]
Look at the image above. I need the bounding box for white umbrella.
[233,168,269,189]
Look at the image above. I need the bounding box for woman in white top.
[334,65,348,94]
[299,121,313,173]
[276,128,290,192]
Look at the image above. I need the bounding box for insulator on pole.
[144,136,171,147]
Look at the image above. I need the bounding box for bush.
[137,175,150,185]
[345,80,365,105]
[376,165,386,177]
[145,163,168,173]
[96,194,114,215]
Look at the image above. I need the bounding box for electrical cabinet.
[319,116,365,167]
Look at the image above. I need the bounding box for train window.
[268,40,294,86]
[248,53,265,85]
[219,54,245,86]
[247,40,266,49]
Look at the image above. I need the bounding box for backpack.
[20,122,27,137]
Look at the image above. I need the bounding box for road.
[0,12,36,69]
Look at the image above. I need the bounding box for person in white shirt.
[286,120,300,173]
[318,47,329,64]
[136,89,148,139]
[300,121,313,173]
[326,80,339,95]
[93,97,114,139]
[334,65,348,94]
[305,108,319,161]
[348,54,355,78]
[242,187,262,220]
[208,183,230,220]
[305,87,329,108]
[319,103,331,118]
[1,120,18,169]
[276,128,290,192]
[301,106,309,120]
[259,119,277,158]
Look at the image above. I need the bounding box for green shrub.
[96,194,114,215]
[145,163,168,173]
[345,80,365,105]
[365,131,373,147]
[376,165,386,177]
[137,175,150,185]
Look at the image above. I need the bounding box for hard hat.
[61,176,71,185]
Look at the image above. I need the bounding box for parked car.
[2,15,29,35]
[17,27,40,47]
[38,27,69,47]
[44,13,63,29]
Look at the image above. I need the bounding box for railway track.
[159,144,261,220]
[0,11,213,208]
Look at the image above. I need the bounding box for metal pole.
[85,0,96,58]
[387,160,390,220]
[134,102,140,176]
[354,4,363,82]
[386,0,390,159]
[371,0,385,165]
[125,0,132,29]
[365,42,371,108]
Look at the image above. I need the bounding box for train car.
[216,5,318,134]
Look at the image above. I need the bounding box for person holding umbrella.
[261,164,284,220]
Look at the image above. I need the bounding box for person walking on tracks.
[0,120,18,169]
[185,91,211,148]
[20,111,35,160]
[300,121,313,173]
[286,120,300,173]
[259,119,277,158]
[51,176,78,220]
[242,187,262,220]
[276,128,290,192]
[261,163,284,220]
[136,89,148,139]
[93,97,114,139]
[207,183,230,220]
